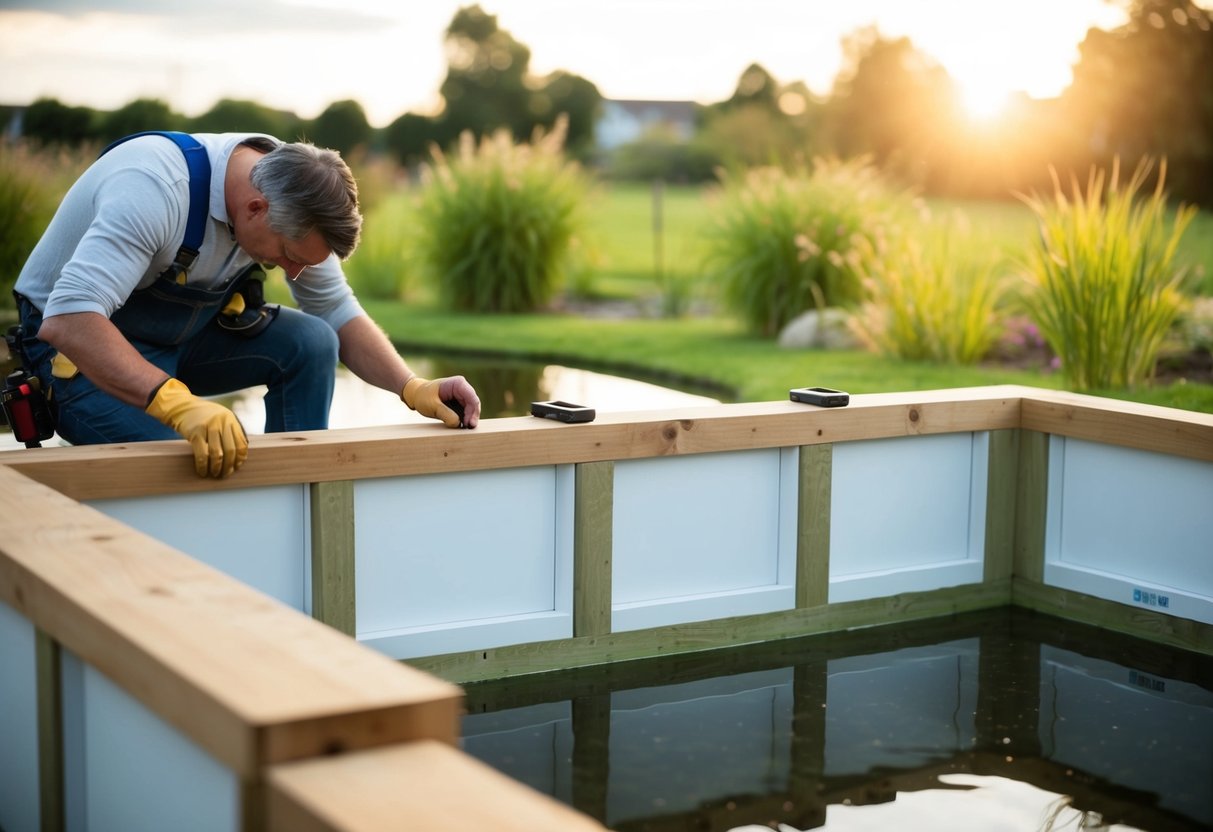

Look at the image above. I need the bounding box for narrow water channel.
[460,608,1213,832]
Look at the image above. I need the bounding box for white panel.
[89,486,308,610]
[354,466,573,656]
[612,449,789,604]
[76,662,240,831]
[829,433,988,601]
[0,599,39,832]
[613,585,796,632]
[1046,437,1213,623]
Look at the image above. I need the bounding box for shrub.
[705,158,911,337]
[343,192,417,301]
[0,143,88,310]
[1019,159,1196,390]
[414,118,590,313]
[851,222,1010,364]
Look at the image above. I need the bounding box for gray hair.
[247,141,362,260]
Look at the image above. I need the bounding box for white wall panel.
[1045,437,1213,623]
[829,433,988,602]
[611,449,797,631]
[355,466,574,657]
[89,486,308,610]
[60,650,239,832]
[0,599,39,832]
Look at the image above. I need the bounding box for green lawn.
[356,186,1213,414]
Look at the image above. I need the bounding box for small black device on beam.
[531,400,596,423]
[789,387,850,407]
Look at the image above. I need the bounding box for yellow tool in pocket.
[50,352,79,380]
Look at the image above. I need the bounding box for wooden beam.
[1013,430,1050,585]
[0,466,463,779]
[265,740,608,832]
[310,481,356,637]
[5,388,1028,501]
[573,462,613,638]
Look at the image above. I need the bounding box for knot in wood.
[908,408,920,423]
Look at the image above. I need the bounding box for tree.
[437,5,533,142]
[384,112,443,168]
[189,99,303,140]
[1065,0,1213,205]
[22,97,98,146]
[533,70,602,157]
[97,98,184,144]
[310,99,372,155]
[823,28,956,186]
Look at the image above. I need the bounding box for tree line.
[4,0,1210,206]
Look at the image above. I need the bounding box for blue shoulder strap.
[100,131,211,273]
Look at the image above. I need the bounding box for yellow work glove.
[401,376,463,428]
[145,378,248,478]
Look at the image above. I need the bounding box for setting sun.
[957,77,1013,121]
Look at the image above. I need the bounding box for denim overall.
[16,133,338,446]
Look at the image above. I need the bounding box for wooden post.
[574,462,614,638]
[35,628,64,832]
[310,481,356,637]
[797,445,832,608]
[983,429,1020,587]
[1014,431,1050,585]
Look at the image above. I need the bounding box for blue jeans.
[17,292,338,445]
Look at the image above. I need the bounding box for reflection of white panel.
[0,600,39,832]
[825,640,980,776]
[88,486,308,610]
[611,449,797,631]
[829,434,988,602]
[1045,437,1213,624]
[1040,645,1213,826]
[355,466,574,658]
[63,653,239,832]
[607,669,794,827]
[461,702,574,804]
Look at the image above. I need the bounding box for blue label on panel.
[1131,587,1171,609]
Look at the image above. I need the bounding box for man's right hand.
[145,378,248,478]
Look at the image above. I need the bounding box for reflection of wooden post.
[975,628,1042,762]
[790,661,828,828]
[571,694,611,821]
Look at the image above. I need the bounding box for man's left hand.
[401,375,481,429]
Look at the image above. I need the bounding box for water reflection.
[233,358,721,432]
[0,358,719,448]
[460,609,1213,831]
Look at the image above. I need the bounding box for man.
[13,132,480,478]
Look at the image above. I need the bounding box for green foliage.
[414,120,590,312]
[189,99,303,140]
[0,143,88,309]
[343,192,416,301]
[22,97,98,146]
[309,99,372,155]
[851,221,1009,364]
[705,158,911,337]
[96,98,184,144]
[1020,159,1196,390]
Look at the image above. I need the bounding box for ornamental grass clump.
[415,119,590,313]
[343,192,417,301]
[705,158,909,338]
[851,223,1009,364]
[1020,159,1195,390]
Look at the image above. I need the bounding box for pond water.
[0,356,721,449]
[460,608,1213,832]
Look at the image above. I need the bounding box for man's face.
[233,198,331,280]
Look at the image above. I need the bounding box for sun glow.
[957,78,1013,121]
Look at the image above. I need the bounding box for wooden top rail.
[3,385,1210,502]
[267,740,608,832]
[0,464,463,778]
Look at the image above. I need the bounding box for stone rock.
[778,308,860,350]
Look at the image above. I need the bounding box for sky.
[0,0,1136,128]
